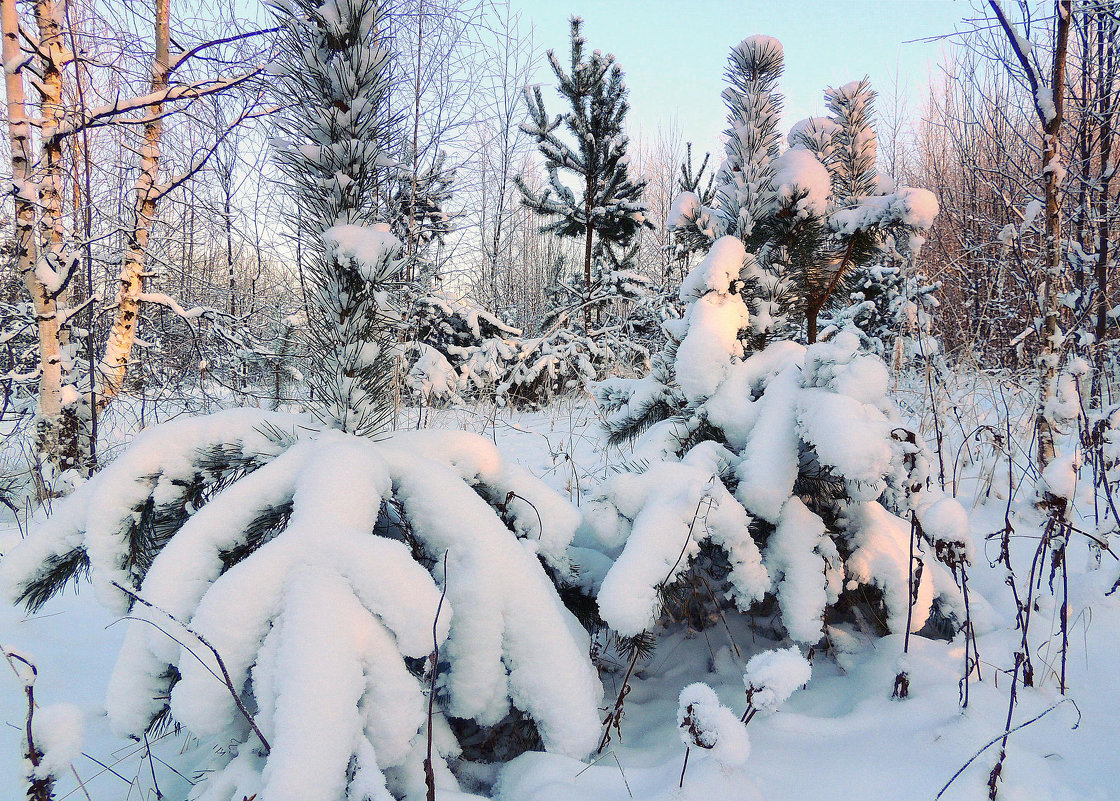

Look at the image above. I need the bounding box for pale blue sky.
[512,0,972,159]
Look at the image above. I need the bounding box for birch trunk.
[97,0,170,407]
[1,0,61,465]
[1035,0,1071,472]
[10,0,80,483]
[989,0,1072,473]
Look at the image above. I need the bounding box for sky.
[510,0,972,161]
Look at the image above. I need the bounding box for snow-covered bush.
[677,682,751,768]
[590,234,971,646]
[3,649,85,801]
[401,289,619,409]
[1,409,603,801]
[823,259,942,363]
[741,647,811,716]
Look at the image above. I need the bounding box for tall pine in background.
[517,17,651,332]
[268,0,404,436]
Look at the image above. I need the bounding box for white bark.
[97,0,170,407]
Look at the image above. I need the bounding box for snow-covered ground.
[2,390,1119,801]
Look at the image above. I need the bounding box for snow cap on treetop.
[737,34,783,61]
[770,148,831,218]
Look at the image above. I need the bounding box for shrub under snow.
[677,682,751,768]
[2,410,603,801]
[591,235,972,647]
[742,647,812,715]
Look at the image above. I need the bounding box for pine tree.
[392,150,456,284]
[592,37,962,656]
[740,74,937,344]
[714,36,785,243]
[268,0,404,437]
[517,16,652,333]
[667,142,720,267]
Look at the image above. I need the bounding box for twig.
[110,581,270,754]
[425,552,449,801]
[936,698,1079,799]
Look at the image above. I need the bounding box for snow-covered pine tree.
[714,36,785,244]
[1,411,606,801]
[268,0,404,437]
[750,76,941,344]
[667,142,721,269]
[605,54,942,447]
[517,16,652,333]
[591,38,966,656]
[590,254,972,649]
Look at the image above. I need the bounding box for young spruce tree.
[517,16,651,332]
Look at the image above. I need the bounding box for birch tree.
[2,0,273,488]
[987,0,1072,471]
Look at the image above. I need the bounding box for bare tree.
[2,0,275,486]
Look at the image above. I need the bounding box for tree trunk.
[583,220,594,333]
[97,0,171,408]
[407,1,423,280]
[2,0,63,481]
[225,192,236,315]
[1093,8,1115,397]
[1035,0,1072,472]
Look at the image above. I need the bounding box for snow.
[769,147,830,217]
[593,451,768,637]
[677,682,751,767]
[1039,451,1079,501]
[742,647,812,714]
[4,394,1120,801]
[674,291,748,402]
[668,191,701,228]
[843,501,937,636]
[672,236,752,402]
[739,34,783,61]
[763,498,832,644]
[797,387,893,484]
[0,408,312,615]
[917,495,973,562]
[733,364,802,522]
[5,410,604,800]
[30,703,84,781]
[787,115,839,149]
[830,187,939,235]
[322,223,404,282]
[679,235,746,299]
